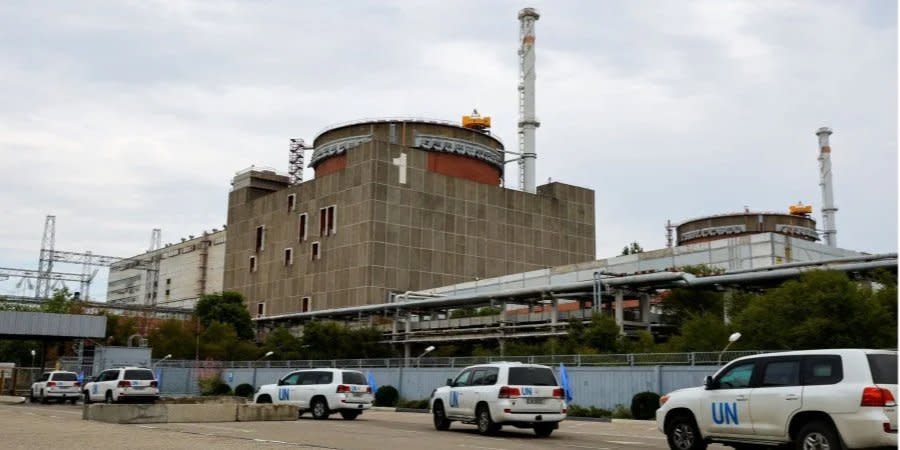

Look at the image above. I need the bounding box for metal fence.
[152,350,768,369]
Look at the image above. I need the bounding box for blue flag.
[77,371,85,384]
[559,363,573,403]
[155,368,162,387]
[366,371,377,392]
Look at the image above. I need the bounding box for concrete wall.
[159,364,717,410]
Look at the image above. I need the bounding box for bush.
[397,399,429,409]
[234,383,255,398]
[566,404,612,418]
[630,392,660,420]
[612,404,632,419]
[374,385,399,407]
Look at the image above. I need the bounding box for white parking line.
[568,431,665,440]
[561,445,610,449]
[607,441,644,445]
[457,445,506,450]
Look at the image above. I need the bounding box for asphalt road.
[0,403,728,450]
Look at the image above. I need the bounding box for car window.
[508,367,557,386]
[282,372,303,386]
[124,370,155,380]
[39,373,50,382]
[470,369,486,386]
[482,368,499,385]
[717,362,755,389]
[802,356,843,385]
[452,370,472,387]
[316,372,333,384]
[300,372,318,385]
[867,354,897,385]
[342,371,366,385]
[51,373,78,382]
[761,360,800,387]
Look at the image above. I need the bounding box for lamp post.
[416,346,436,368]
[30,350,36,368]
[251,351,275,389]
[717,332,742,366]
[153,354,172,368]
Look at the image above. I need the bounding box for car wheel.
[69,398,78,404]
[534,423,555,437]
[311,398,329,420]
[666,414,707,450]
[105,391,114,404]
[796,421,843,450]
[40,390,48,404]
[340,410,360,420]
[476,404,500,435]
[29,390,36,403]
[432,402,451,431]
[256,394,272,404]
[83,391,92,405]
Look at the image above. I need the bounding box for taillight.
[74,382,81,387]
[552,388,564,399]
[150,381,158,388]
[336,384,350,393]
[498,386,521,398]
[118,380,131,388]
[861,387,896,407]
[366,386,372,394]
[660,394,670,406]
[46,382,56,387]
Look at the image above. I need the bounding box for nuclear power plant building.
[224,119,596,318]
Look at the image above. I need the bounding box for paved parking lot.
[0,402,727,450]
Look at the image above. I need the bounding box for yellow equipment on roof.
[789,203,813,216]
[462,109,491,131]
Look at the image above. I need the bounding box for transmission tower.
[35,215,56,298]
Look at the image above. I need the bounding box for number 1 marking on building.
[392,153,407,185]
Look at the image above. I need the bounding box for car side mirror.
[446,378,453,387]
[277,379,285,386]
[704,376,715,390]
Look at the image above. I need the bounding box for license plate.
[133,386,146,390]
[526,398,544,405]
[352,392,363,397]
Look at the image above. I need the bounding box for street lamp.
[30,350,36,368]
[416,346,436,367]
[717,332,742,366]
[153,354,172,368]
[251,351,275,390]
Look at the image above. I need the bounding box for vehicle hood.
[667,386,705,397]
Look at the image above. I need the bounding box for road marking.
[137,425,158,429]
[561,445,609,449]
[182,423,254,433]
[568,431,665,440]
[607,441,644,445]
[458,445,505,450]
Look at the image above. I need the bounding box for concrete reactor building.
[224,119,596,318]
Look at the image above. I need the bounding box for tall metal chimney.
[518,8,540,193]
[816,127,838,247]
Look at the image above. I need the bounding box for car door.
[699,360,757,437]
[294,371,322,409]
[276,371,303,406]
[91,371,111,401]
[446,369,473,418]
[34,372,49,396]
[312,371,334,407]
[749,357,802,439]
[461,368,487,412]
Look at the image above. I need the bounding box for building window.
[311,241,320,260]
[165,289,170,296]
[319,205,336,236]
[166,278,171,285]
[287,194,296,212]
[257,302,265,318]
[284,248,293,266]
[301,297,310,313]
[255,225,265,252]
[298,213,308,242]
[249,256,257,272]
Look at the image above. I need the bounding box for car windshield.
[508,367,557,386]
[52,373,77,381]
[867,354,897,384]
[342,371,367,385]
[124,370,155,380]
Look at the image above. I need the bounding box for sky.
[0,0,896,300]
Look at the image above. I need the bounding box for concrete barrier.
[0,396,25,405]
[83,403,298,424]
[236,404,298,421]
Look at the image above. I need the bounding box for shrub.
[612,404,632,419]
[630,391,660,420]
[397,398,429,409]
[566,404,612,418]
[374,385,399,407]
[234,383,255,398]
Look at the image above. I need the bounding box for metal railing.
[152,350,769,369]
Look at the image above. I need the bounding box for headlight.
[659,394,670,407]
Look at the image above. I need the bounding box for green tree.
[195,291,255,340]
[621,242,644,256]
[663,313,731,352]
[41,288,80,314]
[660,288,725,326]
[731,271,897,350]
[262,327,303,360]
[103,313,139,346]
[584,313,621,352]
[200,322,259,361]
[148,319,196,359]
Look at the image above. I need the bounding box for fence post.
[576,354,581,367]
[628,354,635,366]
[689,353,695,366]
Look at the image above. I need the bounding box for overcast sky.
[0,0,896,300]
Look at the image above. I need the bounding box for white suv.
[657,349,897,450]
[82,367,160,404]
[430,362,566,437]
[31,371,81,404]
[254,369,373,420]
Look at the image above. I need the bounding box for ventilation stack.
[816,127,838,247]
[518,8,540,193]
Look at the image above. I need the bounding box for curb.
[566,416,611,422]
[0,396,26,405]
[395,408,429,414]
[611,418,654,424]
